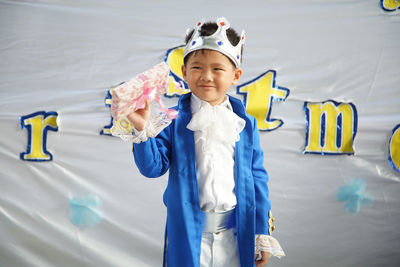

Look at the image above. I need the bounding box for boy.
[127,17,284,267]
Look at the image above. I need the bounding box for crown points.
[184,17,244,67]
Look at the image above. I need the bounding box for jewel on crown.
[183,17,245,68]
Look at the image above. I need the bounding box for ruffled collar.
[187,94,246,147]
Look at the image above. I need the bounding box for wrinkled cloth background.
[0,0,399,266]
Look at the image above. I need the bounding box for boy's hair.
[184,22,243,67]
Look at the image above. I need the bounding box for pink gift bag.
[111,62,178,122]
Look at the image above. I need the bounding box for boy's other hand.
[126,100,151,131]
[255,251,269,267]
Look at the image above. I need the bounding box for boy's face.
[182,49,242,106]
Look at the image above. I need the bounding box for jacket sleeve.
[251,117,272,235]
[133,123,172,178]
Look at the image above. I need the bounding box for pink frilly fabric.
[110,62,180,141]
[110,62,178,122]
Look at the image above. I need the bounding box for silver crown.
[183,17,245,68]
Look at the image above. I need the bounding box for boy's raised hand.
[127,99,151,131]
[255,251,270,267]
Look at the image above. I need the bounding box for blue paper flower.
[69,195,102,227]
[337,179,373,215]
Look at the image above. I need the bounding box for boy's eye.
[214,68,224,71]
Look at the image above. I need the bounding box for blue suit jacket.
[133,93,271,267]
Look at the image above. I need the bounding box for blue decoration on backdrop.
[337,179,373,215]
[69,195,103,227]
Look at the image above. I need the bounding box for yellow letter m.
[304,100,358,155]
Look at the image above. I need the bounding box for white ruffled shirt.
[187,94,284,258]
[187,94,245,212]
[125,94,285,258]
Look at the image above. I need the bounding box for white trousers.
[200,228,241,267]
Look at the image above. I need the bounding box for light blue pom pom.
[69,195,102,227]
[337,179,373,215]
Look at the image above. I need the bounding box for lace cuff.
[255,234,285,259]
[110,112,172,143]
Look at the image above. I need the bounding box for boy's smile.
[182,49,242,106]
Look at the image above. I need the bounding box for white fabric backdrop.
[1,0,399,266]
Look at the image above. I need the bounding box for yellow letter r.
[20,111,58,161]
